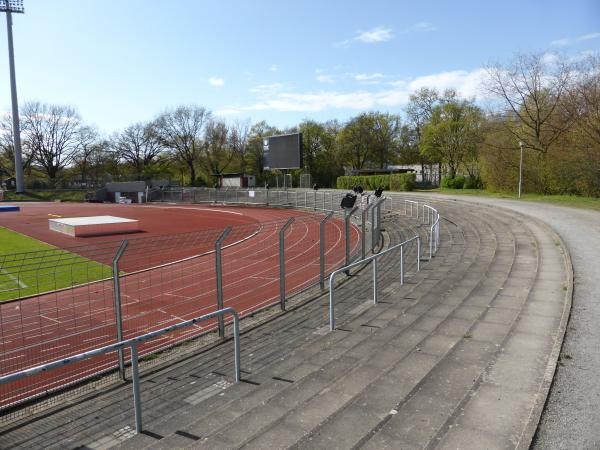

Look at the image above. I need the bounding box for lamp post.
[518,141,524,199]
[1,0,25,193]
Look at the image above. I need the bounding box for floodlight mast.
[1,0,25,193]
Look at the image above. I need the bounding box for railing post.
[371,203,377,251]
[231,310,241,383]
[215,226,232,338]
[361,203,375,259]
[372,258,378,304]
[400,245,404,285]
[279,218,295,310]
[130,341,142,433]
[320,211,334,289]
[417,236,421,271]
[112,240,128,381]
[429,225,434,260]
[345,206,358,271]
[266,188,269,206]
[329,273,336,330]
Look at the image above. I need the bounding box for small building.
[216,173,256,188]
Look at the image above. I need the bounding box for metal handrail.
[429,211,441,259]
[0,307,241,433]
[423,204,436,225]
[405,200,419,219]
[328,234,422,331]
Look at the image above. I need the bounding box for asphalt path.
[405,192,600,449]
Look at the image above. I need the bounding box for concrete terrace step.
[112,214,476,448]
[180,211,496,449]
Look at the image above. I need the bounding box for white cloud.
[355,26,393,43]
[316,74,337,83]
[220,67,489,115]
[552,31,600,46]
[269,64,279,72]
[249,83,283,94]
[577,32,600,42]
[541,52,560,65]
[551,38,570,47]
[411,21,436,32]
[208,77,224,87]
[355,73,384,82]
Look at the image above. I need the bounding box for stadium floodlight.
[0,1,24,13]
[2,0,25,193]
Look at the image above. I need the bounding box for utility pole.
[518,141,524,199]
[2,0,25,193]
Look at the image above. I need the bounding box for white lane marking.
[40,314,60,324]
[0,268,28,289]
[142,205,245,216]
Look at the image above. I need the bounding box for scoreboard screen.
[263,133,303,170]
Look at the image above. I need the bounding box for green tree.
[298,119,341,186]
[420,99,484,179]
[247,120,281,183]
[337,112,400,170]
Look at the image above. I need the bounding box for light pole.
[1,0,25,193]
[518,141,524,199]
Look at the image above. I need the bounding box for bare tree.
[72,126,100,185]
[565,55,600,147]
[21,102,82,183]
[113,122,163,180]
[1,112,35,177]
[155,106,211,184]
[485,53,573,155]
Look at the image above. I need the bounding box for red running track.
[0,203,360,409]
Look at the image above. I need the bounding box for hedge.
[336,173,415,192]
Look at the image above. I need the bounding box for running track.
[0,204,360,409]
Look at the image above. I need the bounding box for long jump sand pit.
[49,215,140,237]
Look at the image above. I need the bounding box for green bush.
[463,176,481,189]
[442,176,466,189]
[336,173,415,192]
[449,175,466,189]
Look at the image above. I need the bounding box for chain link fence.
[0,198,388,418]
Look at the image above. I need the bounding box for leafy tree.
[247,120,281,182]
[229,121,251,174]
[337,112,399,170]
[202,120,234,183]
[298,119,341,186]
[420,99,484,179]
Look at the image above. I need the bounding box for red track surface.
[0,203,360,408]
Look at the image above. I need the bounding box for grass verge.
[2,190,88,202]
[0,227,112,301]
[418,188,600,212]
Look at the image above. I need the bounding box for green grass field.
[419,188,600,212]
[0,227,112,301]
[2,190,88,202]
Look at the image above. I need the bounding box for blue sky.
[1,0,599,134]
